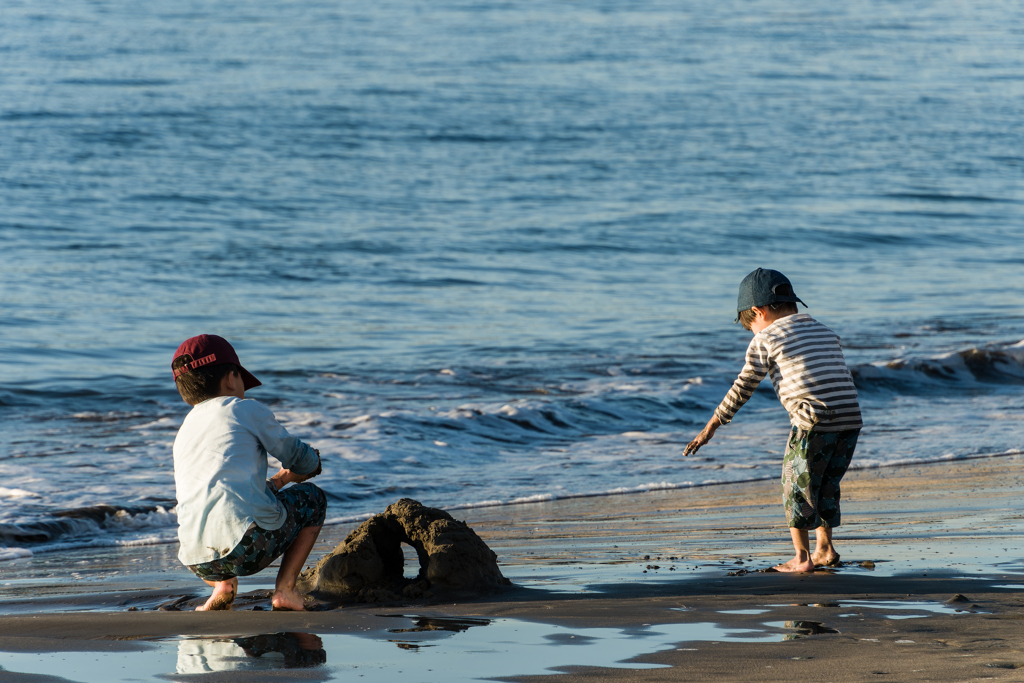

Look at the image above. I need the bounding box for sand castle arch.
[350,512,431,582]
[300,498,511,602]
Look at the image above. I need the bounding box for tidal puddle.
[771,599,980,618]
[836,600,979,618]
[0,615,788,682]
[718,609,771,615]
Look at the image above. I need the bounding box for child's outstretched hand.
[683,416,722,456]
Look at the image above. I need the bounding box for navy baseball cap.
[172,334,262,390]
[734,268,807,323]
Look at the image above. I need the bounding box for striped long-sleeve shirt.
[714,314,863,432]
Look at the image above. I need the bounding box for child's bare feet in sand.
[197,578,237,611]
[270,524,322,611]
[271,587,307,611]
[774,528,815,572]
[774,555,815,572]
[812,549,840,567]
[812,525,839,566]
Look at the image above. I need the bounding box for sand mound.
[298,498,511,603]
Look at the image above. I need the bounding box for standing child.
[684,269,862,572]
[171,334,327,610]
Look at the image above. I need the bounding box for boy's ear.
[219,369,245,397]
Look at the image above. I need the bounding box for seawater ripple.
[2,0,1024,557]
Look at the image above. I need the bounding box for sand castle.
[298,498,511,603]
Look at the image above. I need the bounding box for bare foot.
[196,578,237,611]
[773,556,815,573]
[271,588,307,611]
[812,550,840,567]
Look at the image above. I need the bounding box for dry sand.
[2,454,1024,681]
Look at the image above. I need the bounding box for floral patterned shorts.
[187,483,327,582]
[782,427,860,530]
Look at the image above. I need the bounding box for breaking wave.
[853,340,1024,391]
[0,504,177,560]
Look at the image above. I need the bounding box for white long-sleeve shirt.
[173,396,320,566]
[715,314,863,432]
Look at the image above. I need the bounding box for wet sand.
[2,454,1024,681]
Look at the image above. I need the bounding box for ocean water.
[1,0,1023,561]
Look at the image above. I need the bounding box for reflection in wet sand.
[381,615,491,633]
[771,621,841,640]
[176,632,326,674]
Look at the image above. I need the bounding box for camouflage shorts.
[782,427,860,530]
[187,483,327,582]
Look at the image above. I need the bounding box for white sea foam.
[0,547,32,562]
[104,507,177,530]
[508,493,556,504]
[25,531,180,556]
[128,417,182,432]
[851,448,1024,471]
[323,512,376,527]
[115,533,179,547]
[0,488,40,500]
[442,479,768,512]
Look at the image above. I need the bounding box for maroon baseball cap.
[172,334,262,391]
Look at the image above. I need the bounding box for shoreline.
[6,445,1024,566]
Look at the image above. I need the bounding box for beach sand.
[2,454,1024,681]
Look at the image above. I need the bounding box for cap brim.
[734,297,806,323]
[769,296,808,307]
[239,366,262,391]
[787,296,808,308]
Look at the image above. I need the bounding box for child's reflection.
[176,632,326,674]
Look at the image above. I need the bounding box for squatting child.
[684,269,863,572]
[171,334,327,610]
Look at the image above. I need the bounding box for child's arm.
[270,449,322,492]
[683,415,722,456]
[245,403,323,489]
[684,336,769,456]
